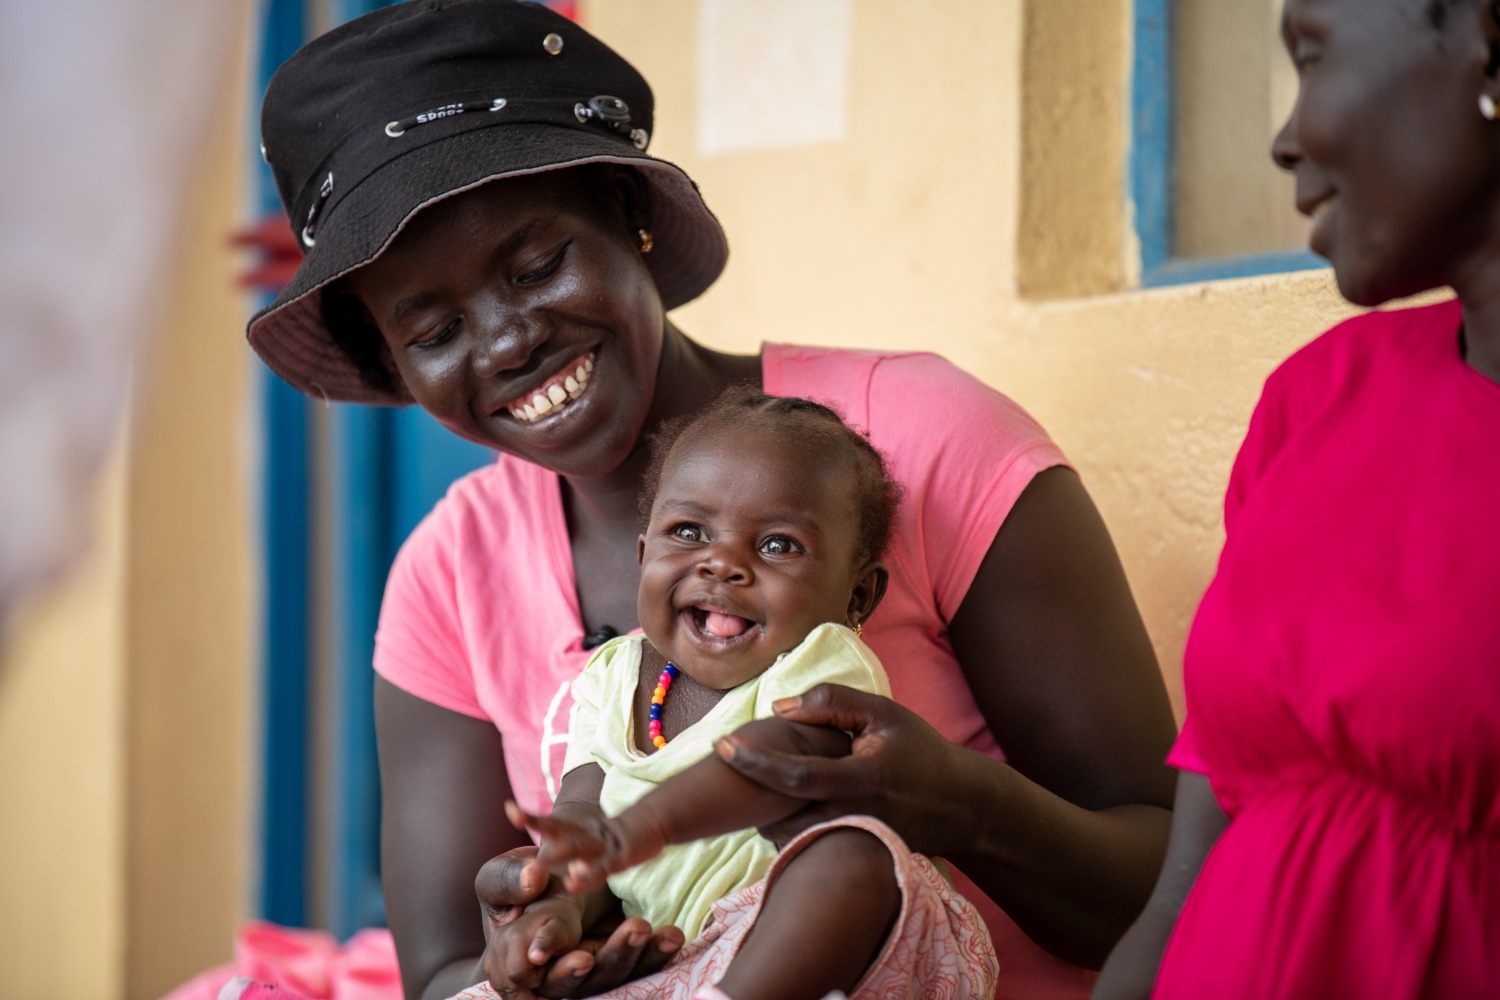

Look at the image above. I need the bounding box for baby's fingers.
[526,914,580,967]
[561,858,610,893]
[505,799,549,835]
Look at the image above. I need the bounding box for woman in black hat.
[251,3,1177,998]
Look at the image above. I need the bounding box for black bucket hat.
[248,0,729,405]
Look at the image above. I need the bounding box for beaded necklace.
[647,661,680,750]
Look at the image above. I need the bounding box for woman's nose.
[1271,105,1301,173]
[470,297,546,379]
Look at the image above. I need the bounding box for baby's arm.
[509,718,851,891]
[487,766,620,990]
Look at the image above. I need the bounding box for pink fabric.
[161,924,400,1000]
[375,345,1086,998]
[447,817,997,1000]
[1159,301,1500,998]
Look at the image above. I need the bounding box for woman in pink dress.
[1087,0,1500,996]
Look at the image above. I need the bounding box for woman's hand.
[475,847,684,998]
[713,683,979,857]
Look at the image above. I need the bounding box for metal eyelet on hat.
[574,95,638,142]
[301,171,334,247]
[385,98,508,139]
[543,32,564,55]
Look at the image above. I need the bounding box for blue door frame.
[254,0,496,938]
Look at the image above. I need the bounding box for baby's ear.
[637,534,647,566]
[847,562,889,629]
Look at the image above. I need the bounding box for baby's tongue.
[704,611,749,638]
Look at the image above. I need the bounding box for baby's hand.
[482,892,586,995]
[505,800,667,893]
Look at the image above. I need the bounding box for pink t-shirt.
[375,344,1092,998]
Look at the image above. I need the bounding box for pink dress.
[1158,301,1500,998]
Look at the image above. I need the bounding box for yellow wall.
[586,0,1362,716]
[0,20,255,1000]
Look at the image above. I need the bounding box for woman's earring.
[1481,94,1497,121]
[853,621,863,638]
[637,228,654,254]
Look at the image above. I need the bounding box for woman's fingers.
[475,846,548,916]
[714,732,855,801]
[768,682,901,733]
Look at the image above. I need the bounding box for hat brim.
[247,123,727,405]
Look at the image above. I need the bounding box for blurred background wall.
[0,1,1377,997]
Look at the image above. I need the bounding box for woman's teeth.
[508,355,594,423]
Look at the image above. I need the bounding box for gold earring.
[638,228,654,254]
[853,621,863,638]
[1482,94,1497,121]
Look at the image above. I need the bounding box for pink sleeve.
[1166,716,1207,774]
[373,501,488,720]
[866,354,1070,620]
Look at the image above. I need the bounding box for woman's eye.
[1291,37,1321,71]
[413,318,460,350]
[759,536,799,556]
[517,243,569,285]
[671,524,703,542]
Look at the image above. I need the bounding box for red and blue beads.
[648,662,680,750]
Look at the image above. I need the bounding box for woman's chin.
[1333,265,1440,310]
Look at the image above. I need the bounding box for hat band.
[384,97,510,138]
[287,90,652,249]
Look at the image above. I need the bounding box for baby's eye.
[759,536,800,556]
[671,523,704,542]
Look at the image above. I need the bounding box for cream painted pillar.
[0,460,129,1000]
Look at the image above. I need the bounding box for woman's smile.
[502,350,595,423]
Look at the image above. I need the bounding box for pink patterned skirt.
[453,816,997,1000]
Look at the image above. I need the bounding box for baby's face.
[637,423,864,690]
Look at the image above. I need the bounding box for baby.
[491,389,996,1000]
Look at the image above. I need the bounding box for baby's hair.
[639,386,905,567]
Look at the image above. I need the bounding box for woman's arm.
[717,467,1179,968]
[376,676,530,1000]
[940,465,1179,966]
[1091,771,1227,1000]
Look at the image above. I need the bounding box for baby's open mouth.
[689,605,757,640]
[504,350,594,423]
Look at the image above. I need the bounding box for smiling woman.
[248,2,1180,999]
[1092,0,1500,997]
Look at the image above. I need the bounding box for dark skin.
[494,421,900,1000]
[357,168,1177,998]
[1092,1,1500,996]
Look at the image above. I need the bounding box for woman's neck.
[1457,296,1500,385]
[1448,241,1500,384]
